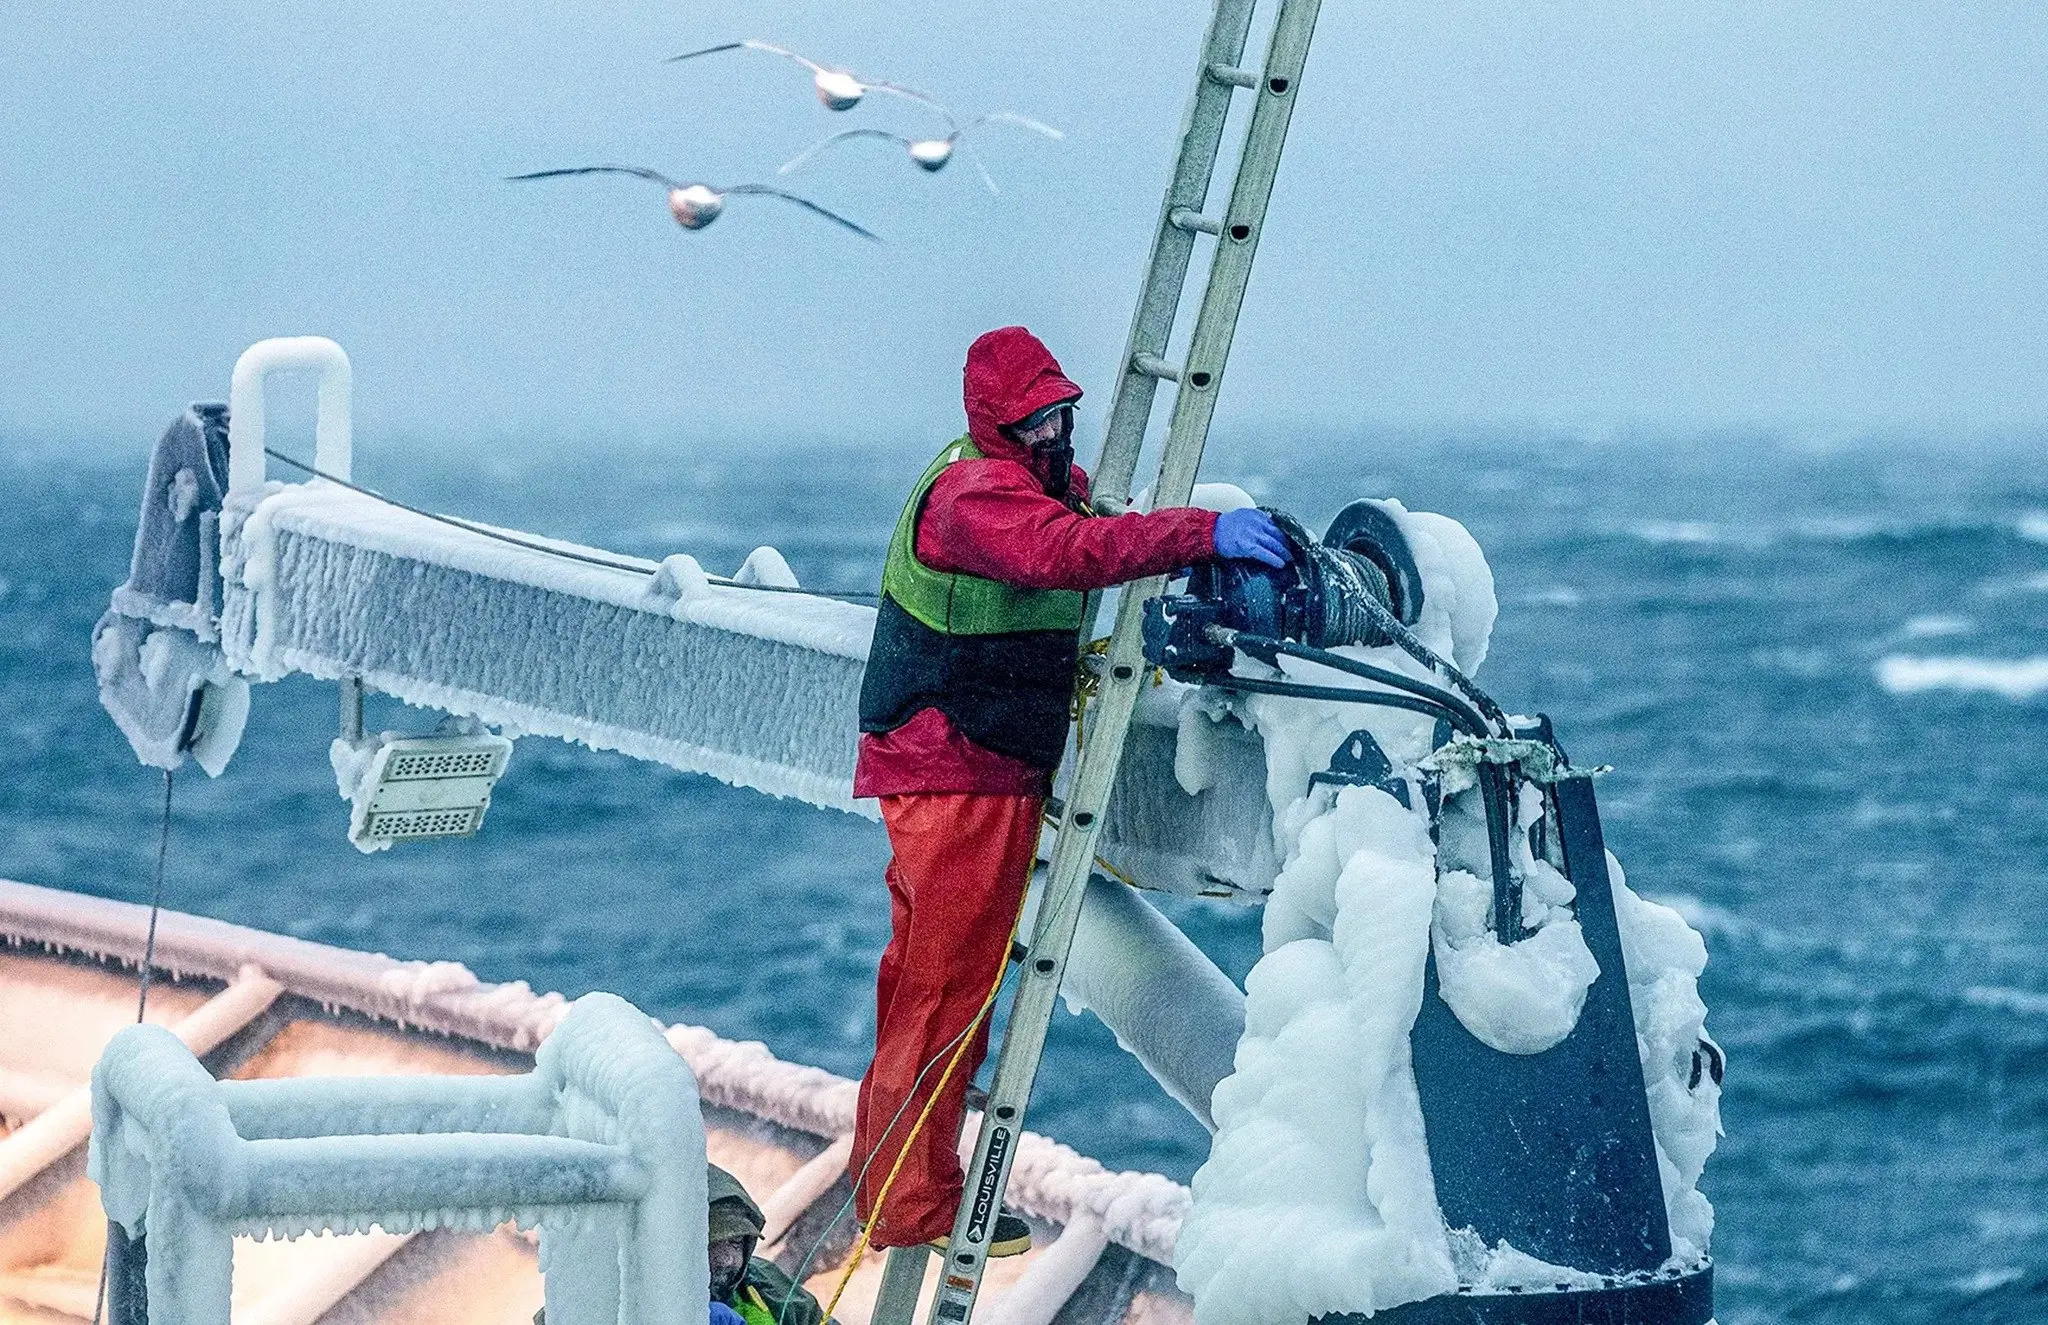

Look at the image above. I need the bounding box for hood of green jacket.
[708,1163,767,1244]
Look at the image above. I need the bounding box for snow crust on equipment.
[1175,786,1456,1324]
[92,616,250,775]
[1428,781,1599,1056]
[235,484,873,659]
[220,482,876,815]
[1608,854,1721,1264]
[1177,501,1715,1318]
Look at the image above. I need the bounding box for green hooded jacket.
[709,1164,829,1325]
[535,1165,831,1325]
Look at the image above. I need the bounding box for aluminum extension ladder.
[871,2,1327,1323]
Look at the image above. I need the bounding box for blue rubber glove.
[710,1303,746,1325]
[1213,507,1292,568]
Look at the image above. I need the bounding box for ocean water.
[4,430,2047,1324]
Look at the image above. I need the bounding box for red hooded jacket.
[853,328,1218,798]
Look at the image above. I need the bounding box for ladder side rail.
[1153,0,1324,502]
[923,8,1326,1325]
[1091,0,1265,506]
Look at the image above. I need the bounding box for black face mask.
[1037,437,1074,500]
[1008,407,1076,500]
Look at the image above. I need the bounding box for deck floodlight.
[347,733,513,848]
[333,677,512,850]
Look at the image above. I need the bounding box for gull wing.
[666,38,827,75]
[778,128,911,176]
[506,164,687,191]
[724,185,882,241]
[968,111,1066,140]
[864,80,958,129]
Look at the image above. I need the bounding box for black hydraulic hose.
[1233,632,1492,737]
[1220,667,1521,936]
[1346,592,1512,735]
[1214,673,1482,734]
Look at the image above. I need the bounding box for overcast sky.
[4,2,2045,457]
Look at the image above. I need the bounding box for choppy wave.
[1874,655,2048,700]
[1963,986,2048,1018]
[1620,510,2048,551]
[1899,615,1974,640]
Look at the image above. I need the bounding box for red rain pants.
[851,791,1042,1246]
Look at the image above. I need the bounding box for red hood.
[962,326,1083,464]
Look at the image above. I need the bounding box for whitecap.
[1899,615,1972,639]
[1647,892,1756,942]
[1629,520,1727,546]
[1874,655,2048,700]
[1954,1267,2025,1296]
[1962,986,2048,1018]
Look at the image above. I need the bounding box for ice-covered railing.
[88,991,707,1325]
[0,878,1190,1267]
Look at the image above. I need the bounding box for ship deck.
[0,879,1191,1325]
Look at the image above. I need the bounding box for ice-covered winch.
[1144,500,1427,672]
[1145,503,1714,1323]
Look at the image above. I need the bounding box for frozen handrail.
[227,336,353,493]
[0,878,1196,1266]
[0,968,283,1205]
[88,991,707,1325]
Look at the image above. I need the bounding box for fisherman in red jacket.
[851,327,1290,1253]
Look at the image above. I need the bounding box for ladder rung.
[1169,208,1223,236]
[1131,354,1181,382]
[1206,62,1259,88]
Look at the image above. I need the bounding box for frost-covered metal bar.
[221,482,877,814]
[89,991,707,1325]
[213,477,1279,898]
[0,969,283,1203]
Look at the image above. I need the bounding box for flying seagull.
[666,39,945,114]
[506,165,879,240]
[779,113,1065,194]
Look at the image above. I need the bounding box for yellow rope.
[822,877,1028,1321]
